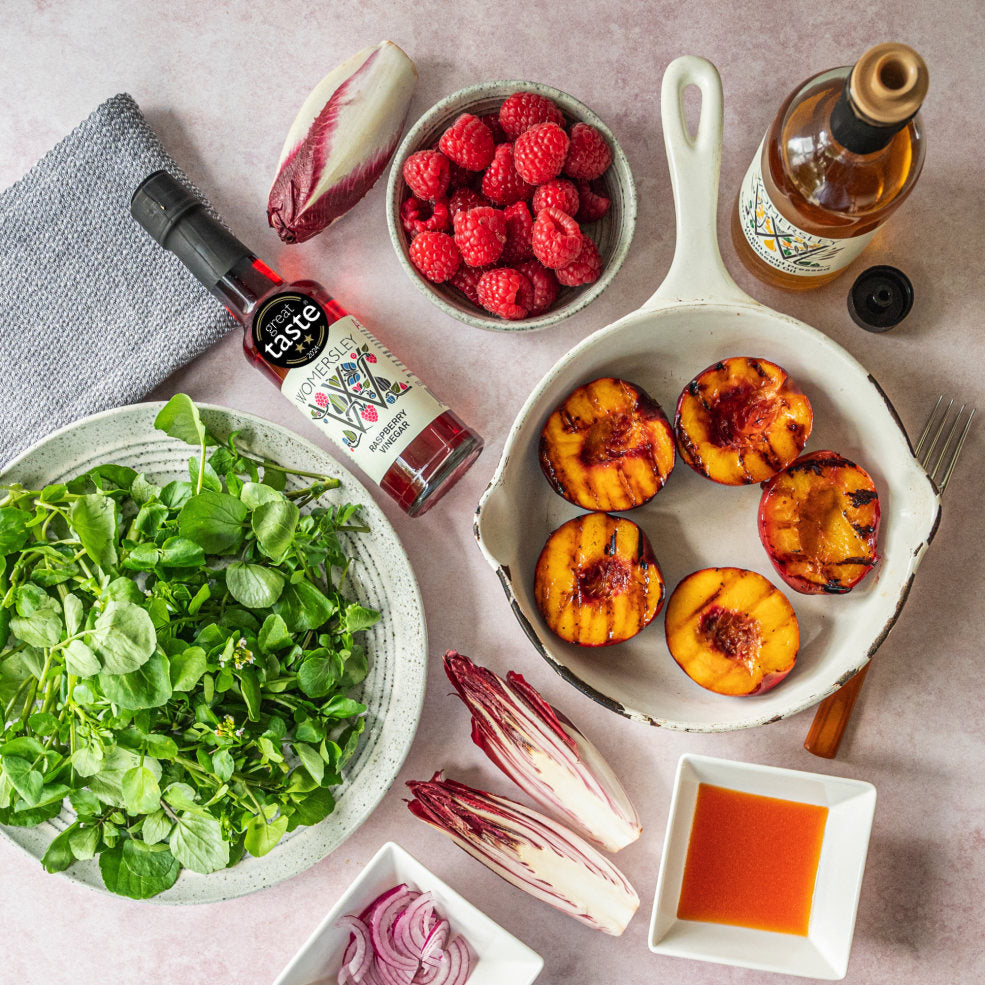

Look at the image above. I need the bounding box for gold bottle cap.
[850,43,928,125]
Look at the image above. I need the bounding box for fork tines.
[914,395,975,493]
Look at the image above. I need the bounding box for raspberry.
[500,202,534,265]
[499,91,565,140]
[532,178,580,216]
[448,186,488,218]
[575,179,610,222]
[449,264,485,305]
[531,207,583,269]
[514,259,559,315]
[481,144,533,206]
[439,113,495,171]
[556,235,602,286]
[564,123,612,180]
[513,123,569,185]
[477,268,534,320]
[447,161,478,191]
[401,196,450,235]
[408,231,461,283]
[402,150,451,201]
[453,206,508,267]
[361,406,379,422]
[480,113,507,144]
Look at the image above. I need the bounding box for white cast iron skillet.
[474,56,940,732]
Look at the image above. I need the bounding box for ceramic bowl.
[272,841,544,985]
[649,754,876,980]
[0,403,426,903]
[385,80,637,331]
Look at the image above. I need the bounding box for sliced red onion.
[443,651,642,852]
[419,919,448,961]
[337,915,374,981]
[395,890,434,952]
[337,885,473,985]
[407,773,640,936]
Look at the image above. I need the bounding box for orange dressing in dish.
[677,783,828,935]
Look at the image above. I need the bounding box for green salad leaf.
[0,394,377,898]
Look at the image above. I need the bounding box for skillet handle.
[643,55,751,310]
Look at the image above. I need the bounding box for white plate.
[272,841,544,985]
[473,56,941,731]
[649,754,876,979]
[0,402,426,903]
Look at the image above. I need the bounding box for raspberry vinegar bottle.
[132,170,482,516]
[732,43,928,290]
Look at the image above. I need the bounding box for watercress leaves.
[178,492,248,555]
[252,499,299,562]
[69,493,119,569]
[225,562,286,609]
[99,839,181,899]
[169,811,229,874]
[99,651,172,710]
[154,393,208,450]
[89,601,157,675]
[0,396,375,899]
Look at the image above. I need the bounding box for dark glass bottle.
[732,43,928,290]
[131,170,482,516]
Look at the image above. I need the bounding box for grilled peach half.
[539,377,676,511]
[534,511,665,646]
[759,450,881,595]
[675,357,813,485]
[664,567,799,695]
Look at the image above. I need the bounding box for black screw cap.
[847,265,914,332]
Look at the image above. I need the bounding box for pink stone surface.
[2,2,985,983]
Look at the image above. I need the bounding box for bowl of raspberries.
[386,81,637,330]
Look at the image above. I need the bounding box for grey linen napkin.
[0,92,235,467]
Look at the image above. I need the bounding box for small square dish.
[272,841,544,985]
[649,754,876,980]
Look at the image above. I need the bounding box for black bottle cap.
[131,170,250,288]
[847,265,913,332]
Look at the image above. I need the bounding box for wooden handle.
[804,663,871,758]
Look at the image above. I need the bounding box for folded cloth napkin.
[0,92,235,467]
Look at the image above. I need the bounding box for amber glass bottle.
[732,43,928,290]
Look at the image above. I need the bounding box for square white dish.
[649,754,876,980]
[272,841,544,985]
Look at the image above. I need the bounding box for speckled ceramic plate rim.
[386,79,638,332]
[0,402,427,903]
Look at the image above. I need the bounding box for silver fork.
[805,395,975,758]
[913,395,975,494]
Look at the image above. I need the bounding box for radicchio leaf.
[407,773,640,936]
[268,41,418,243]
[443,650,642,852]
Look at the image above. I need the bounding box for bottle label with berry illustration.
[280,314,448,483]
[737,140,875,276]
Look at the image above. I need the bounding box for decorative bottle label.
[253,295,447,483]
[737,140,875,277]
